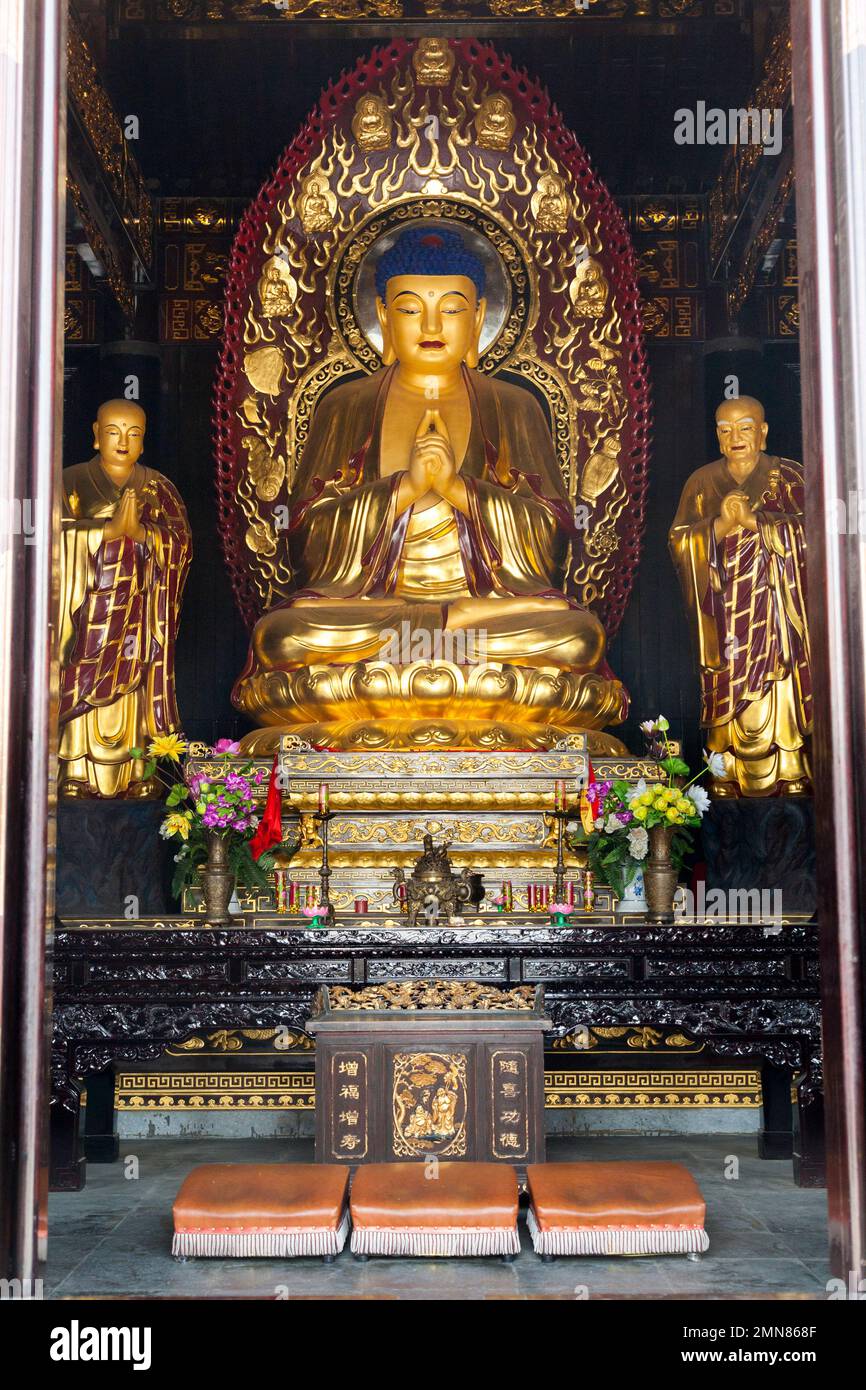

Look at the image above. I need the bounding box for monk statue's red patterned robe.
[670,450,811,797]
[58,455,191,798]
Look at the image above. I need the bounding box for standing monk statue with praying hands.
[669,395,812,797]
[58,400,191,798]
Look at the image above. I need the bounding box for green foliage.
[670,828,695,871]
[169,832,301,902]
[586,831,640,901]
[256,838,301,874]
[659,756,690,779]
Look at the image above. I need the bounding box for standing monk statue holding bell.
[58,399,192,798]
[669,395,812,797]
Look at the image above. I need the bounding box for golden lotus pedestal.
[233,660,630,756]
[184,735,656,918]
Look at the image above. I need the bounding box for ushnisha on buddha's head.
[374,228,487,378]
[92,399,146,469]
[715,395,768,471]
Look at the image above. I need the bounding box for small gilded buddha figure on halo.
[59,400,191,799]
[234,226,623,749]
[669,395,812,797]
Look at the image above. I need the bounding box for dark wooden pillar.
[0,1,65,1283]
[791,1,866,1282]
[758,1061,794,1161]
[83,1070,119,1164]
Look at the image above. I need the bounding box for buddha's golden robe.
[58,457,191,797]
[240,364,608,681]
[669,453,812,795]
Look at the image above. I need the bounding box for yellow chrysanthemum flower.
[162,812,191,840]
[148,733,188,762]
[665,807,680,822]
[633,806,648,822]
[653,798,666,811]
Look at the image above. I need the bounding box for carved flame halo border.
[213,37,651,636]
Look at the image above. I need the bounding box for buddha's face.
[93,401,146,468]
[377,274,486,374]
[716,397,767,469]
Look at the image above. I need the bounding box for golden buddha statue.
[352,95,391,152]
[476,94,516,150]
[59,400,192,798]
[570,257,609,319]
[534,175,570,234]
[298,177,334,234]
[233,227,626,751]
[669,396,812,797]
[258,257,297,317]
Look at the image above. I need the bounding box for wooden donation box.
[308,981,550,1168]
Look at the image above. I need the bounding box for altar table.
[307,983,550,1173]
[50,915,823,1191]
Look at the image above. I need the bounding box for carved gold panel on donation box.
[214,38,650,640]
[392,1052,468,1159]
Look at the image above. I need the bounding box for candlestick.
[553,802,567,903]
[316,804,335,926]
[274,868,289,914]
[582,868,595,914]
[502,880,513,912]
[554,778,567,812]
[288,879,300,912]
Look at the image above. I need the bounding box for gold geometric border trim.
[116,1072,315,1110]
[115,1068,761,1110]
[545,1068,761,1108]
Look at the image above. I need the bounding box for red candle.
[288,880,300,912]
[354,896,368,914]
[565,879,575,906]
[318,782,329,815]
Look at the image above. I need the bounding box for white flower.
[639,720,655,735]
[656,715,670,732]
[703,750,727,779]
[627,825,649,860]
[604,814,622,833]
[687,785,711,816]
[626,777,648,804]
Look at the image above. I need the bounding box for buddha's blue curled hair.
[375,227,486,301]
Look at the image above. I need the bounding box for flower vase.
[644,825,678,923]
[203,832,234,925]
[616,865,647,915]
